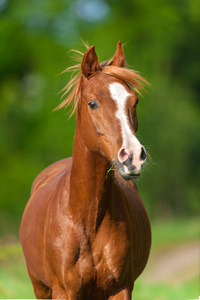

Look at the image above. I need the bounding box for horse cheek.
[80,113,103,153]
[90,114,105,136]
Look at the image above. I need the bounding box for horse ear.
[111,41,125,67]
[81,46,101,77]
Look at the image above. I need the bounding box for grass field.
[0,218,199,299]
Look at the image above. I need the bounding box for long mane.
[56,49,149,116]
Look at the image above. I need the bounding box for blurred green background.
[0,0,199,299]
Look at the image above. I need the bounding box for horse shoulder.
[20,158,72,284]
[118,180,151,280]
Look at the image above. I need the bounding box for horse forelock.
[55,48,149,117]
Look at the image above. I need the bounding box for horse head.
[78,42,147,180]
[60,41,148,180]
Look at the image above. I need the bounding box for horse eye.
[88,101,99,110]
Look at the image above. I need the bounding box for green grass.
[0,250,35,299]
[134,277,199,300]
[151,218,200,250]
[0,218,199,299]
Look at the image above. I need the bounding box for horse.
[20,41,151,300]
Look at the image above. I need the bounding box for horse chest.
[50,221,131,292]
[94,222,131,282]
[65,220,130,293]
[46,194,133,294]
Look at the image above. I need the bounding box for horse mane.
[56,49,149,116]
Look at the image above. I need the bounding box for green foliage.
[0,0,199,222]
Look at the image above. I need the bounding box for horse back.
[31,157,72,194]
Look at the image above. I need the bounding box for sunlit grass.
[134,277,199,300]
[0,256,34,299]
[151,218,199,249]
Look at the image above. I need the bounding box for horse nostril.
[140,147,147,161]
[118,147,129,164]
[123,154,133,167]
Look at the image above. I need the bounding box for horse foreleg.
[27,267,52,299]
[109,288,132,300]
[52,284,77,300]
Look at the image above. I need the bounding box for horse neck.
[69,123,111,235]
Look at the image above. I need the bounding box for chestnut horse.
[20,41,151,299]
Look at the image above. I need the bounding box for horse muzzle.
[114,145,147,181]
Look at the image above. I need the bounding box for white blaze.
[109,82,141,154]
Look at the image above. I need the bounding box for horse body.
[20,42,151,299]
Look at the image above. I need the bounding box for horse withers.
[20,41,151,299]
